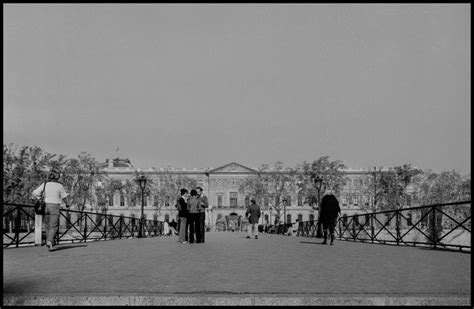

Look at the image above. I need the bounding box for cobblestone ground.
[3,232,471,296]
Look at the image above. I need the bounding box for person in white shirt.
[32,169,69,251]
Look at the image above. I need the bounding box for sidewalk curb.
[3,294,471,306]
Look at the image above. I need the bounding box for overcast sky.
[4,4,470,173]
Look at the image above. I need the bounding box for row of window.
[105,192,373,208]
[105,194,173,207]
[216,193,372,207]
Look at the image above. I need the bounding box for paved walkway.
[3,232,471,305]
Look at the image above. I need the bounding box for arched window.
[341,194,348,206]
[229,192,238,207]
[108,194,114,207]
[217,194,223,208]
[120,193,125,206]
[165,195,170,207]
[298,214,303,222]
[245,195,250,207]
[297,191,304,206]
[353,193,359,206]
[153,195,159,207]
[363,195,370,206]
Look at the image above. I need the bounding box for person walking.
[319,191,341,245]
[196,186,209,243]
[187,189,201,244]
[32,169,70,251]
[245,199,261,239]
[176,189,189,244]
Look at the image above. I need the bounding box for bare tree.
[240,161,299,224]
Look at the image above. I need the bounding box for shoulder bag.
[34,182,47,215]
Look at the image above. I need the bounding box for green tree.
[300,156,347,209]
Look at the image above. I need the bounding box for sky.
[3,4,470,174]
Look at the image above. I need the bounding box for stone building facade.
[95,159,382,231]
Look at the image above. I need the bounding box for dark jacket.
[176,197,189,218]
[245,204,261,224]
[197,195,209,212]
[188,196,200,214]
[319,194,341,223]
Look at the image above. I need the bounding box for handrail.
[274,201,471,252]
[2,202,165,248]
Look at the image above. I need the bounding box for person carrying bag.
[34,181,47,216]
[32,169,70,251]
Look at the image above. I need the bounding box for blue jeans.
[178,217,187,242]
[44,203,60,244]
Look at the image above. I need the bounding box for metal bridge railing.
[3,202,165,248]
[279,201,471,252]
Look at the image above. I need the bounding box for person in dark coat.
[187,189,201,244]
[245,199,261,239]
[196,186,209,243]
[319,192,341,245]
[176,189,189,244]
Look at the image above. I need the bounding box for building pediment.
[208,162,257,174]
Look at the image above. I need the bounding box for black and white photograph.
[3,3,471,306]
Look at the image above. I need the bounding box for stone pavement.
[3,232,471,306]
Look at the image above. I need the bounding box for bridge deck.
[3,232,471,305]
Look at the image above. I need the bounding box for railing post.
[431,206,437,249]
[370,214,374,243]
[338,219,342,240]
[35,213,43,246]
[119,217,123,239]
[396,210,400,246]
[352,216,356,241]
[14,207,21,248]
[83,213,88,243]
[104,214,107,240]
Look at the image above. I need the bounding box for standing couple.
[175,186,209,244]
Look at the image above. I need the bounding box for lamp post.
[138,175,147,238]
[283,198,287,227]
[314,176,322,221]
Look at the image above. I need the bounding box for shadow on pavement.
[299,241,327,245]
[3,279,40,294]
[417,246,471,254]
[52,244,88,251]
